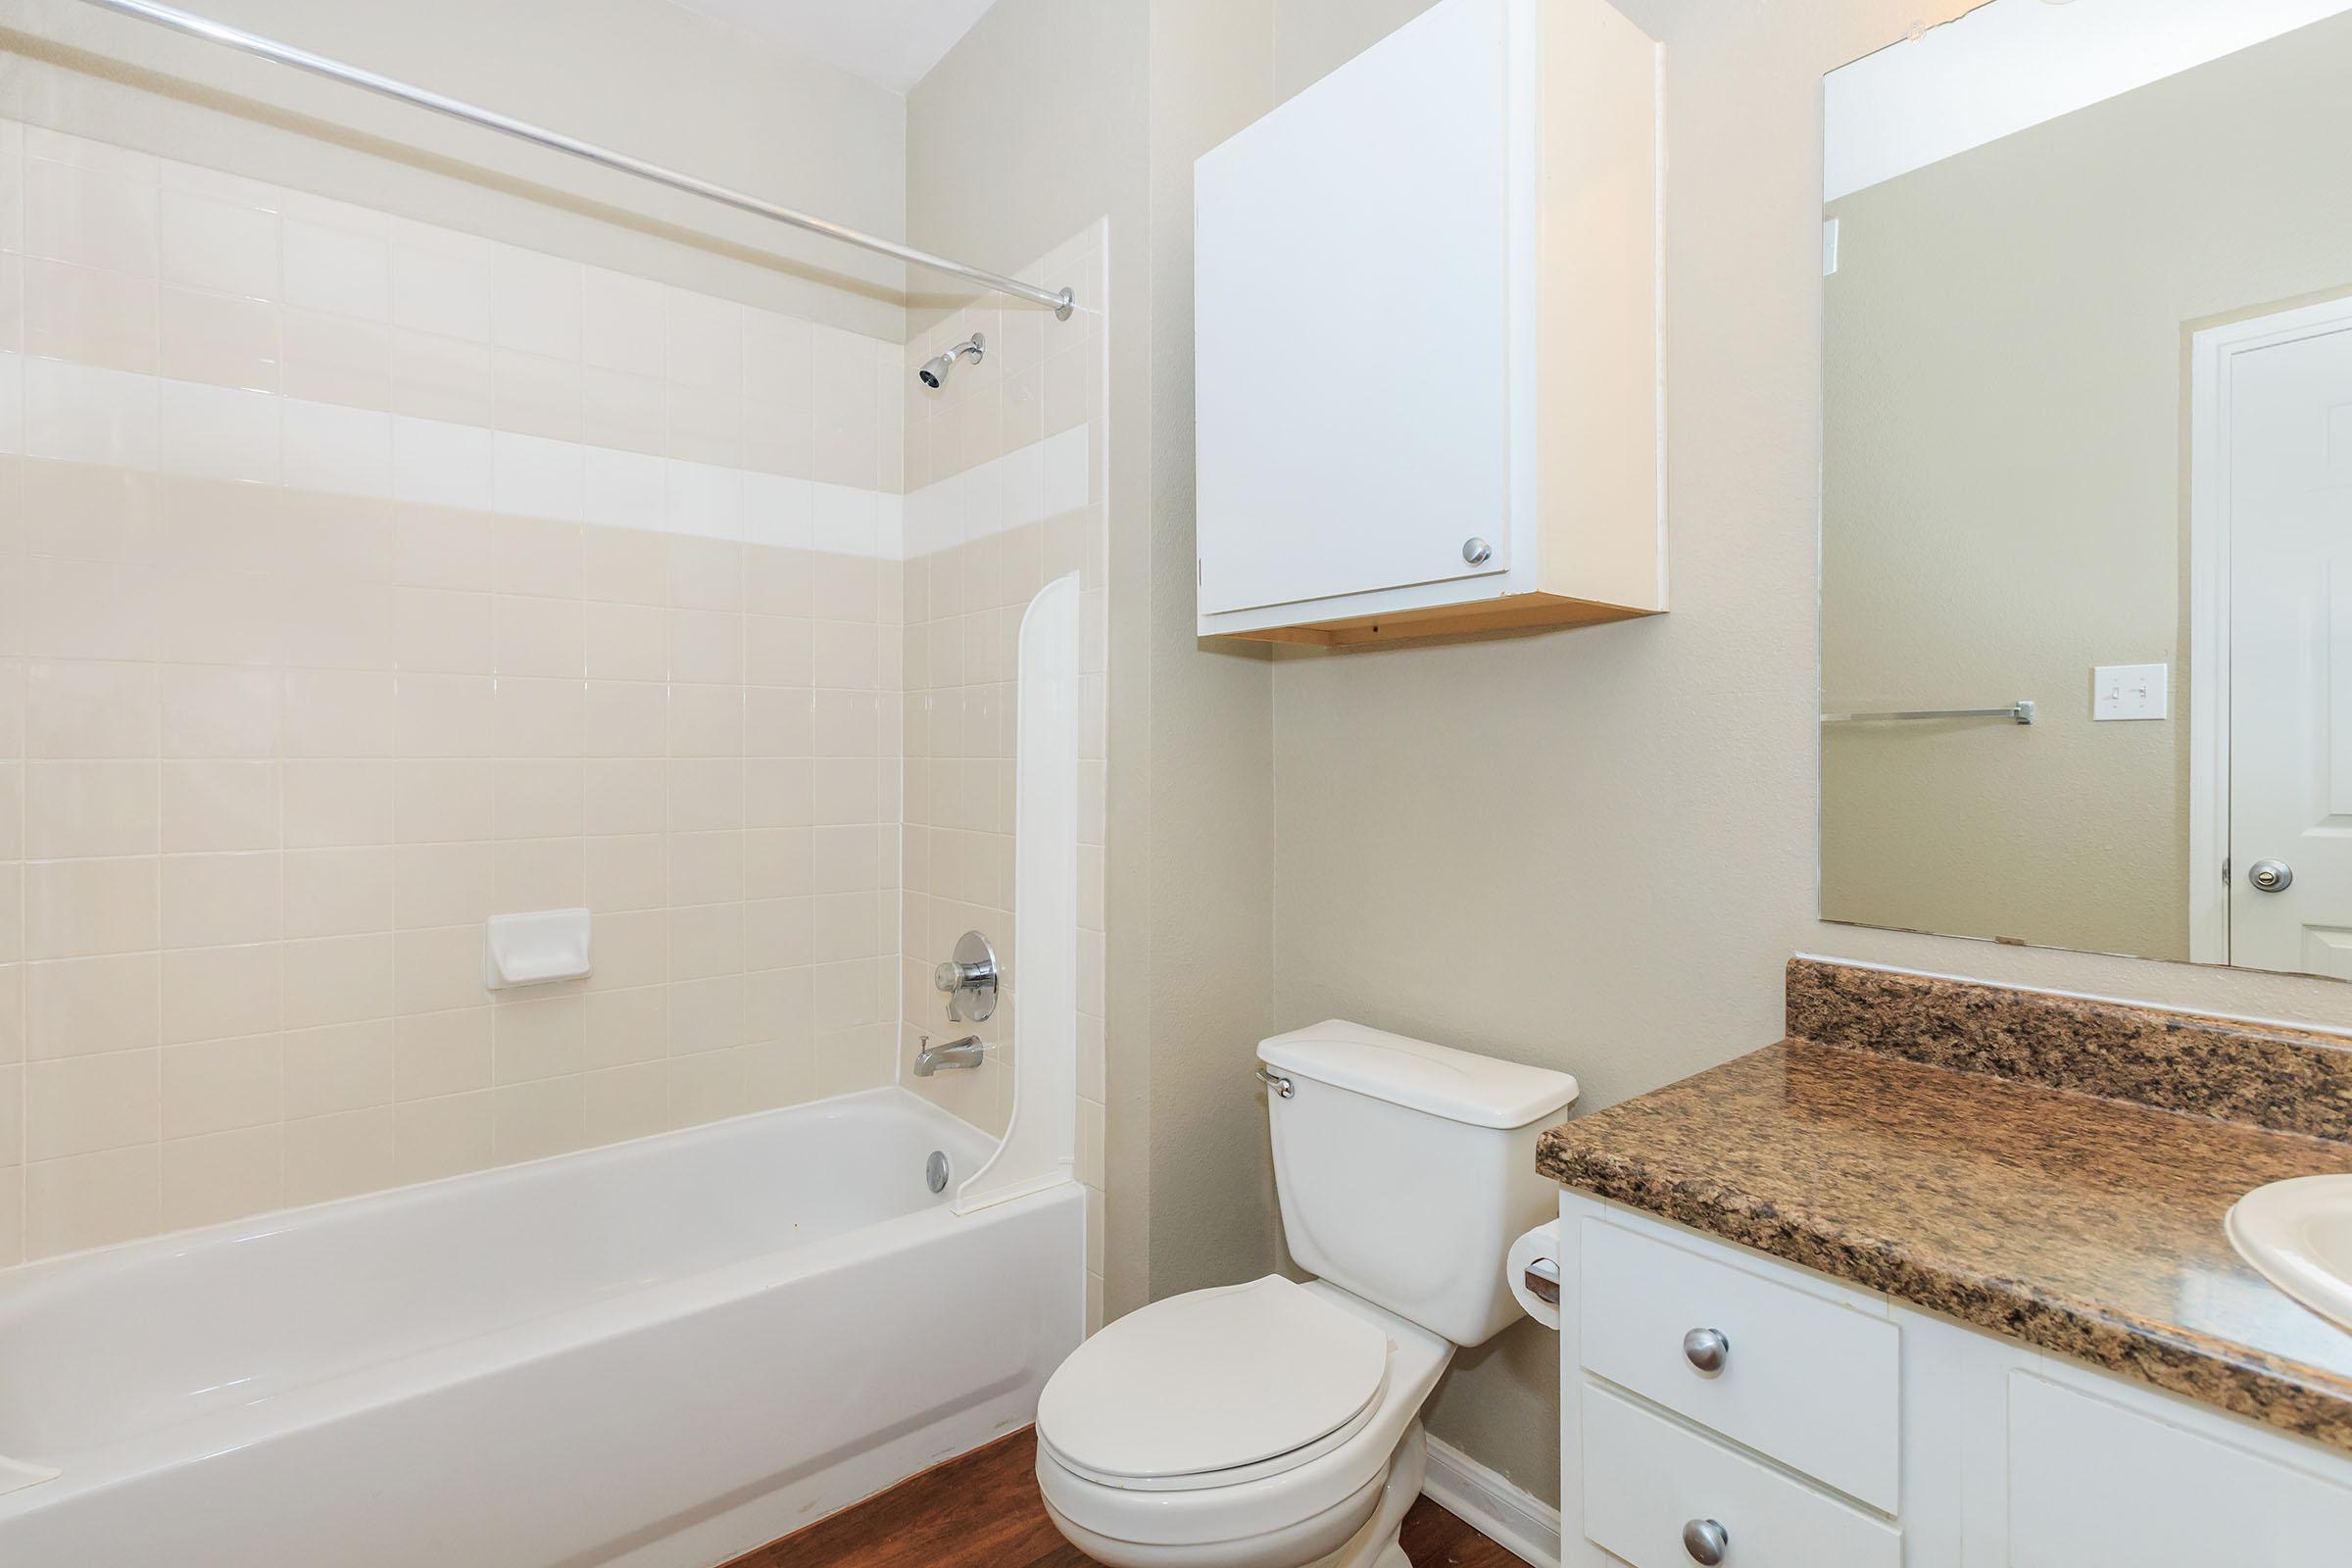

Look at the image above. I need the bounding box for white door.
[1193,0,1515,616]
[2227,307,2352,976]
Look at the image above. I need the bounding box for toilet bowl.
[1034,1278,1450,1568]
[1032,1021,1580,1568]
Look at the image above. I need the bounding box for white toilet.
[1035,1020,1579,1568]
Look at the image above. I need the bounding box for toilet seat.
[1033,1280,1454,1566]
[1037,1276,1391,1492]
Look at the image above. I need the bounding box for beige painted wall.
[1138,0,1284,1304]
[1266,0,2352,1509]
[1822,14,2352,963]
[0,0,908,335]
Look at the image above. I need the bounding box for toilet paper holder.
[1522,1255,1560,1306]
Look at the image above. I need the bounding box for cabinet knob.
[1682,1327,1729,1372]
[1682,1518,1729,1565]
[1461,536,1492,565]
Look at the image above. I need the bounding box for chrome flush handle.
[1255,1065,1294,1100]
[932,929,1000,1023]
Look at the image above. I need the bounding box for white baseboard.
[1420,1435,1561,1568]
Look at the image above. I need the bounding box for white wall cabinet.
[1558,1191,2352,1566]
[1193,0,1665,648]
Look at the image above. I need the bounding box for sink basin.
[2227,1175,2352,1334]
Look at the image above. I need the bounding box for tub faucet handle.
[933,930,1000,1023]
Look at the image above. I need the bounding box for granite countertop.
[1537,1036,2352,1451]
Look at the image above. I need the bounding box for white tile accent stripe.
[902,424,1090,559]
[0,352,907,559]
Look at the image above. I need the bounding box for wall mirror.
[1819,0,2352,980]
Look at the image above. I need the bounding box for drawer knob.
[1682,1327,1730,1373]
[1682,1518,1729,1565]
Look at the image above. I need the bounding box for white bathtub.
[0,1089,1084,1568]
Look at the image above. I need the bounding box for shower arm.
[72,0,1080,320]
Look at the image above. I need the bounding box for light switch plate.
[2093,662,2168,721]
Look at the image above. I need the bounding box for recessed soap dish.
[484,908,593,991]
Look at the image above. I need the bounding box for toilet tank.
[1258,1021,1579,1347]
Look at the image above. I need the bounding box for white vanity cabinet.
[1192,0,1665,649]
[1558,1191,2352,1566]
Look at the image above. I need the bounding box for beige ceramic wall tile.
[161,1125,282,1233]
[282,1105,394,1206]
[392,1089,495,1184]
[24,1143,159,1257]
[0,1167,24,1267]
[0,124,1112,1270]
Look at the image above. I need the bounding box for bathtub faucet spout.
[914,1034,986,1076]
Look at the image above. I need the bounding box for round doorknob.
[2247,858,2294,893]
[1462,537,1493,565]
[1682,1518,1729,1565]
[1682,1327,1730,1372]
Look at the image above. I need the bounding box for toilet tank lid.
[1257,1021,1579,1129]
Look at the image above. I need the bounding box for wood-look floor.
[726,1428,1529,1568]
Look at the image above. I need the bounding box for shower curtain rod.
[73,0,1079,319]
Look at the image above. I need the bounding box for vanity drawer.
[1582,1382,1901,1568]
[1579,1218,1900,1511]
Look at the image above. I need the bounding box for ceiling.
[669,0,1002,93]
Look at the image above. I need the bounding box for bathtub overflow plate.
[926,1151,951,1194]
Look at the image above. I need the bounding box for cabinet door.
[1195,0,1515,616]
[2009,1373,2352,1566]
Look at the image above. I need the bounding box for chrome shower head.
[917,332,985,389]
